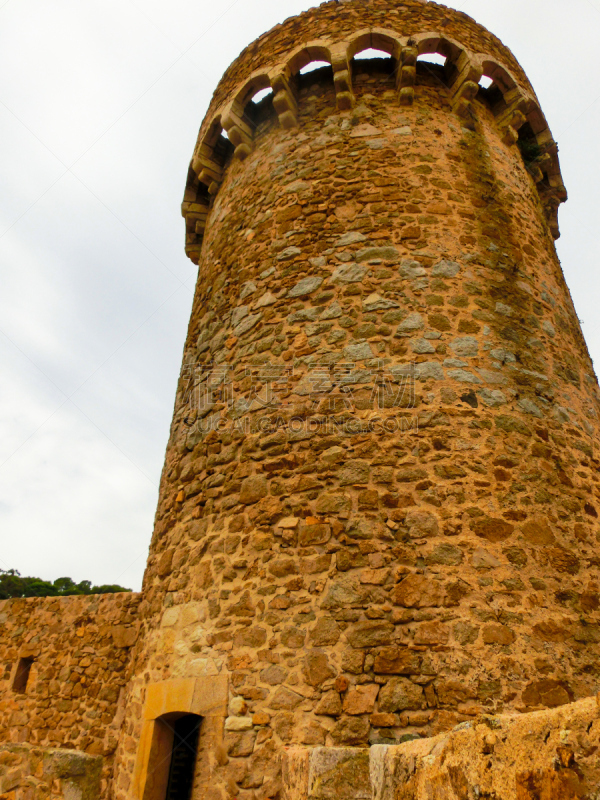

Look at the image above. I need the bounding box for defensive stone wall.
[0,743,102,800]
[0,593,140,796]
[282,694,600,798]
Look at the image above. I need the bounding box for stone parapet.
[282,694,600,798]
[0,743,102,800]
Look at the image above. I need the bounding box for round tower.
[112,2,600,799]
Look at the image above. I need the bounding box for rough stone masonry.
[2,1,600,799]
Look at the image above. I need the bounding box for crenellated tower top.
[182,0,566,264]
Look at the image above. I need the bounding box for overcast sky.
[1,0,599,592]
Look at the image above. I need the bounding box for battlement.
[182,1,566,263]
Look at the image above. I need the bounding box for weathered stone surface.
[331,264,368,284]
[343,684,379,715]
[239,474,268,504]
[0,744,102,800]
[278,246,302,261]
[11,4,591,800]
[404,510,439,538]
[315,691,343,716]
[472,517,515,542]
[307,748,371,798]
[0,593,138,775]
[298,522,331,547]
[304,651,335,687]
[414,621,449,646]
[378,678,424,712]
[310,617,341,646]
[283,696,600,799]
[331,717,371,746]
[225,715,253,731]
[269,686,304,710]
[356,246,400,263]
[234,312,261,337]
[339,459,370,485]
[431,259,460,277]
[346,621,394,648]
[343,342,374,360]
[336,231,367,247]
[289,276,323,297]
[522,518,555,545]
[363,293,399,312]
[397,312,423,332]
[482,624,516,645]
[281,626,306,648]
[393,575,444,608]
[450,336,479,357]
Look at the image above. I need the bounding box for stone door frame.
[132,675,228,800]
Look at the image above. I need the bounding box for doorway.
[164,714,202,800]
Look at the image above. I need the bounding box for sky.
[0,0,599,592]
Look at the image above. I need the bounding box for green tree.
[0,569,131,599]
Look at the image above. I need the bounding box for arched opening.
[416,53,448,88]
[476,60,517,114]
[296,62,334,87]
[477,76,504,110]
[353,47,391,61]
[185,116,232,258]
[293,62,335,113]
[211,127,234,172]
[417,52,447,67]
[300,60,330,75]
[194,117,234,188]
[192,178,210,208]
[286,44,334,113]
[235,80,277,138]
[243,87,276,133]
[517,122,544,175]
[351,47,396,89]
[347,31,400,91]
[142,712,203,800]
[415,51,451,89]
[413,36,464,89]
[287,42,332,76]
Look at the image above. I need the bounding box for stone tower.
[111,1,600,798]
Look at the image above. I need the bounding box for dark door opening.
[164,714,201,800]
[12,657,34,693]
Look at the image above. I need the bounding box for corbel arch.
[399,33,477,114]
[184,115,232,262]
[473,56,566,237]
[473,57,530,141]
[182,165,211,265]
[346,27,403,62]
[286,40,333,77]
[221,70,273,161]
[479,57,518,95]
[413,32,466,65]
[283,41,334,117]
[191,115,231,193]
[345,28,403,105]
